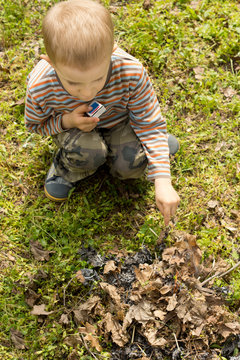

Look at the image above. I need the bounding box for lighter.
[87,101,106,118]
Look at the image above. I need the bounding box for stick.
[131,325,135,344]
[173,332,181,352]
[31,220,58,244]
[201,260,240,287]
[63,276,76,306]
[136,343,147,356]
[149,227,158,238]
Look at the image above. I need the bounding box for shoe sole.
[44,186,68,202]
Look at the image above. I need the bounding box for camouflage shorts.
[52,121,147,182]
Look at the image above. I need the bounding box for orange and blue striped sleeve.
[128,66,170,180]
[25,88,64,136]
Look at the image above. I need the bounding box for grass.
[0,0,240,358]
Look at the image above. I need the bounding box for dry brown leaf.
[143,0,152,10]
[185,233,202,273]
[166,294,178,311]
[160,284,172,295]
[135,263,153,283]
[85,322,96,334]
[78,322,96,334]
[10,329,26,350]
[75,270,86,283]
[25,288,40,307]
[79,322,102,351]
[190,0,201,9]
[176,301,192,322]
[221,219,238,233]
[31,304,53,316]
[224,87,237,98]
[104,312,128,347]
[67,349,79,360]
[144,328,167,347]
[30,240,52,261]
[100,282,122,307]
[78,322,97,336]
[193,66,205,80]
[162,245,185,266]
[85,333,102,352]
[153,309,166,320]
[103,260,118,274]
[123,300,154,331]
[64,334,82,347]
[191,323,204,336]
[60,243,240,355]
[74,296,101,324]
[207,200,219,209]
[59,314,70,325]
[219,322,240,338]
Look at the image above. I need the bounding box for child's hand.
[62,104,99,132]
[155,178,180,226]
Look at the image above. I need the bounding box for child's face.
[55,58,111,101]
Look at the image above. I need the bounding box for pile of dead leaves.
[25,232,240,359]
[63,232,240,359]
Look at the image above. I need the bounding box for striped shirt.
[25,46,170,180]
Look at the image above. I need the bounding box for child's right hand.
[62,104,99,132]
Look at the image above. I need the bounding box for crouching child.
[25,0,180,225]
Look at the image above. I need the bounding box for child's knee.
[55,129,108,171]
[110,146,147,179]
[63,144,108,170]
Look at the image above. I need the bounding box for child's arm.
[25,90,98,135]
[128,65,180,223]
[128,67,170,180]
[25,90,64,136]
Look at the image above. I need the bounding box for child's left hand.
[154,178,180,226]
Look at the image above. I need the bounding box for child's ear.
[40,54,53,66]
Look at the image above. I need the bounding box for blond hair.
[42,0,114,68]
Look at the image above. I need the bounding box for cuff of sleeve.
[147,173,171,182]
[57,114,69,133]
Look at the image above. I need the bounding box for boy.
[25,0,180,225]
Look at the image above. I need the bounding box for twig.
[63,275,77,306]
[201,260,240,287]
[136,343,147,356]
[149,227,158,238]
[31,219,58,244]
[198,257,216,282]
[131,325,136,344]
[173,332,181,352]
